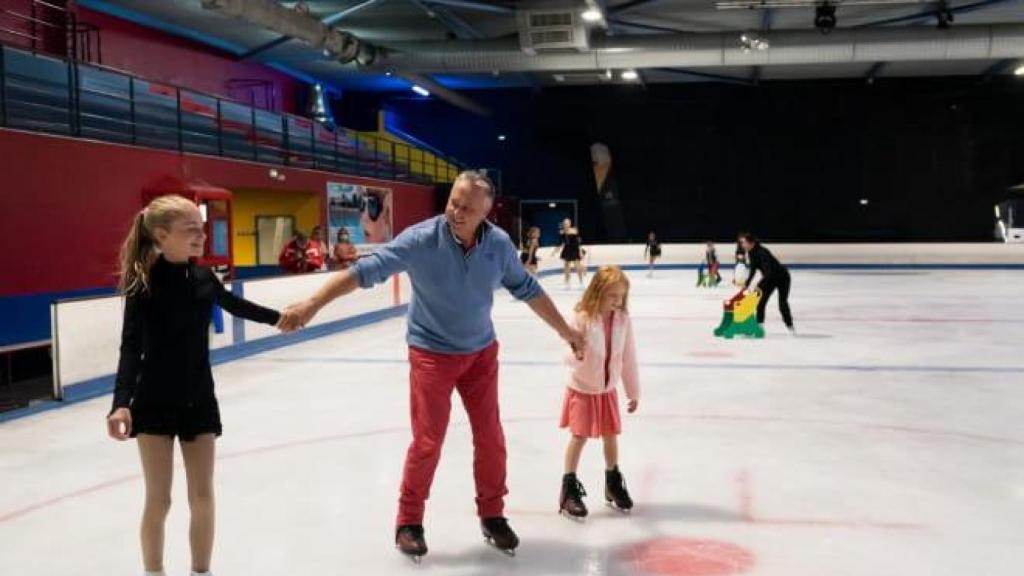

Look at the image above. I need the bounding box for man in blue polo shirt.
[279,171,584,559]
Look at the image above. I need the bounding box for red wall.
[76,6,301,114]
[0,129,437,297]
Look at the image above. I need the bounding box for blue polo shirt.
[350,215,544,353]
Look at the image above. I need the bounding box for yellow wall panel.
[230,188,322,266]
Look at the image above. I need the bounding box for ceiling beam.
[855,0,1014,28]
[864,61,886,83]
[239,0,386,60]
[408,0,484,39]
[422,0,514,14]
[654,67,754,86]
[606,17,689,34]
[751,10,771,89]
[398,72,491,116]
[761,8,774,31]
[239,35,292,60]
[979,58,1016,84]
[610,0,668,14]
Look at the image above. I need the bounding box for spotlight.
[859,198,869,206]
[581,9,603,23]
[814,3,837,34]
[498,134,507,141]
[1016,65,1024,76]
[411,85,430,97]
[621,69,639,81]
[740,31,770,53]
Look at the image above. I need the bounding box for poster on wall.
[327,182,393,252]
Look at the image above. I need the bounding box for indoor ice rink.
[4,1,1024,576]
[3,252,1023,575]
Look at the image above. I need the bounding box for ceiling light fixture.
[740,31,770,53]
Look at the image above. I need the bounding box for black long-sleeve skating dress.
[111,256,280,440]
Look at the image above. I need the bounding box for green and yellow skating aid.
[714,289,765,339]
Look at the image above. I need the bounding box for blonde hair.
[575,265,630,317]
[117,195,197,295]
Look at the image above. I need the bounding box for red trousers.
[397,341,507,526]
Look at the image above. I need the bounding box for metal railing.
[0,42,463,185]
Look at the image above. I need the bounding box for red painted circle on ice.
[629,538,755,576]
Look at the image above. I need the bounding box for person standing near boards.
[738,232,795,333]
[520,226,541,275]
[643,232,661,277]
[106,195,282,576]
[554,218,585,288]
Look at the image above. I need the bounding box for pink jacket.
[565,310,640,401]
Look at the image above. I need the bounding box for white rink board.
[50,272,407,392]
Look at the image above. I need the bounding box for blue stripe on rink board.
[0,305,409,424]
[540,263,1024,273]
[237,356,1024,375]
[230,281,246,345]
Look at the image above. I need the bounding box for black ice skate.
[559,473,588,520]
[395,525,427,562]
[481,517,519,556]
[605,467,634,512]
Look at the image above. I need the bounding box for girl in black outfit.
[106,195,280,576]
[644,231,661,277]
[520,225,541,275]
[738,232,795,332]
[553,218,585,287]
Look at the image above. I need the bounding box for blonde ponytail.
[117,195,197,295]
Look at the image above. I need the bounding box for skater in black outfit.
[106,195,281,576]
[643,231,661,277]
[738,232,795,332]
[520,225,541,275]
[553,218,585,287]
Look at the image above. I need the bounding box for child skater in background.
[705,241,722,285]
[106,195,282,576]
[733,240,749,286]
[559,266,640,520]
[643,231,661,277]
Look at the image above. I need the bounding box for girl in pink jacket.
[559,265,640,519]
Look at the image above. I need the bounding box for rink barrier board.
[2,242,1023,423]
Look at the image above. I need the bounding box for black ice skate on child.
[395,525,428,563]
[481,516,519,556]
[605,467,634,512]
[559,473,589,520]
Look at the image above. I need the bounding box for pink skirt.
[559,387,622,438]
